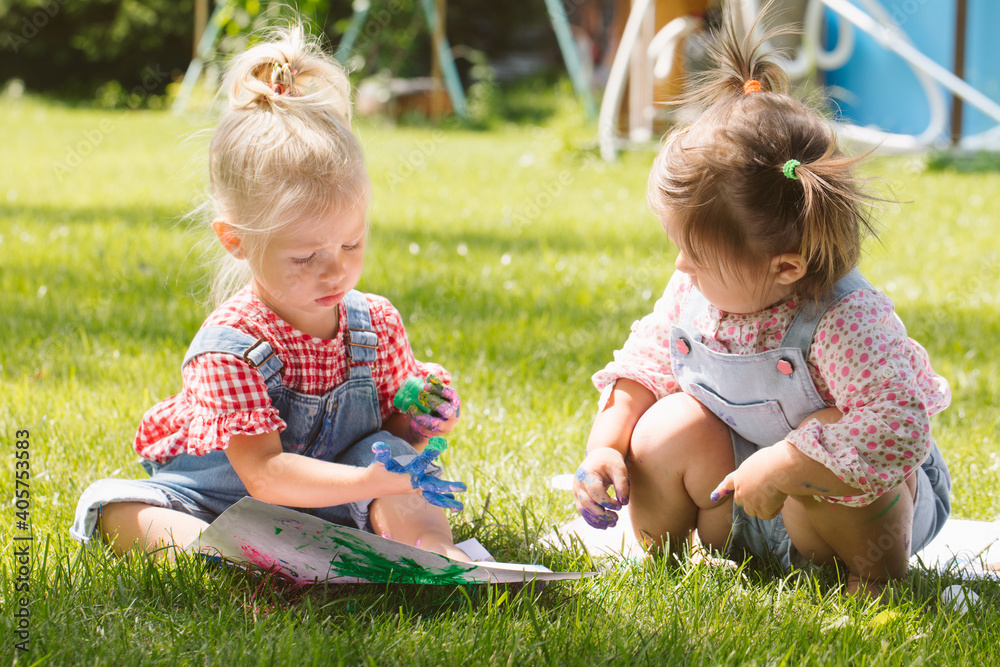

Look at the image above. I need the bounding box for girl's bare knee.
[98,502,208,559]
[630,392,726,462]
[98,501,141,538]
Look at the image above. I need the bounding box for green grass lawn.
[2,89,1000,665]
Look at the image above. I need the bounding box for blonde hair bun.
[223,24,353,123]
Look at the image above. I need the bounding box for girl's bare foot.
[419,540,470,562]
[846,572,892,601]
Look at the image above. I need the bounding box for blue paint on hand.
[372,437,467,511]
[420,490,464,511]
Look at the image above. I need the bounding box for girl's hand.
[573,448,630,529]
[395,374,461,438]
[365,453,424,497]
[710,446,789,520]
[710,409,847,518]
[371,438,467,511]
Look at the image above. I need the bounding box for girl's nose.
[319,257,345,282]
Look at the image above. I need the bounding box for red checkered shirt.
[134,287,450,463]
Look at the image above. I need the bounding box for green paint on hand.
[393,375,432,414]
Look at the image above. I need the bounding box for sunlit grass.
[2,92,999,664]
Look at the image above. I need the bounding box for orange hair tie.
[743,79,762,95]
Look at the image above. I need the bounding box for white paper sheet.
[188,497,596,585]
[910,518,1000,577]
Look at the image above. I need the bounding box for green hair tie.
[782,159,801,180]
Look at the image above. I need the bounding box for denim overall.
[71,290,431,542]
[669,269,950,570]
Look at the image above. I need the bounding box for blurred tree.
[1,0,195,99]
[0,0,555,103]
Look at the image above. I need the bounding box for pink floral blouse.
[593,271,951,507]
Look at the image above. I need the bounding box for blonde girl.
[72,25,466,561]
[573,13,950,595]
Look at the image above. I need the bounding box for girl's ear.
[212,220,245,259]
[771,253,807,286]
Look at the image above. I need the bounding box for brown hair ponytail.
[648,4,881,301]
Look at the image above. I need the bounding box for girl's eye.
[292,253,317,265]
[343,242,360,251]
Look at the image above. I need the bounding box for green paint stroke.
[323,530,476,585]
[865,492,901,523]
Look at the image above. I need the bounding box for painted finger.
[424,436,448,456]
[415,474,467,495]
[409,412,447,437]
[575,489,617,529]
[574,486,605,517]
[574,468,611,506]
[420,379,460,416]
[418,392,446,412]
[610,468,631,506]
[421,394,459,421]
[579,505,618,530]
[710,474,735,504]
[422,491,464,512]
[371,442,407,474]
[410,436,447,466]
[430,384,460,415]
[598,492,623,512]
[435,383,459,404]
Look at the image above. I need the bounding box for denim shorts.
[725,431,951,571]
[70,431,439,543]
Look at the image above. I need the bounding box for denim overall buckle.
[242,338,276,369]
[346,327,379,362]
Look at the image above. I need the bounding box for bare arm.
[773,408,864,497]
[585,378,658,456]
[761,440,866,498]
[575,379,658,528]
[224,431,415,508]
[711,408,864,518]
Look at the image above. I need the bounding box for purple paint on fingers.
[599,496,623,511]
[710,488,734,504]
[580,507,618,530]
[575,467,622,505]
[395,374,461,438]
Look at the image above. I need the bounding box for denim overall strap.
[671,281,830,446]
[343,290,378,380]
[182,325,285,392]
[675,268,872,357]
[780,268,872,354]
[273,291,382,461]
